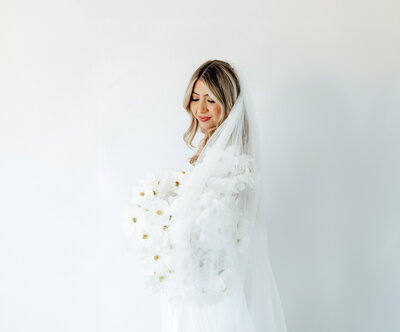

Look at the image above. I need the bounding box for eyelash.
[191,98,215,103]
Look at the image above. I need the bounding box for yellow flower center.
[163,225,168,230]
[132,217,137,223]
[175,181,179,186]
[142,234,148,239]
[140,192,145,196]
[154,255,159,260]
[156,210,162,215]
[159,276,164,283]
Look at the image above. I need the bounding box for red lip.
[199,116,211,122]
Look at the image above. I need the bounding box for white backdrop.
[1,0,399,331]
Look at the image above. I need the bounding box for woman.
[158,59,288,332]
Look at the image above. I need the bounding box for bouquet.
[122,164,193,293]
[122,146,258,304]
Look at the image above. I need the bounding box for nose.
[198,99,208,114]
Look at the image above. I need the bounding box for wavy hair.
[182,59,241,164]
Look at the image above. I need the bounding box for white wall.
[1,0,399,331]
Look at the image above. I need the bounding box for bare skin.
[190,79,222,134]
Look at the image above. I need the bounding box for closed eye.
[191,98,215,103]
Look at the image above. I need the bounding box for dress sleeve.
[166,151,257,307]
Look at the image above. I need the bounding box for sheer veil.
[236,67,288,332]
[160,65,287,332]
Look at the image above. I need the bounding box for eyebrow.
[192,91,209,96]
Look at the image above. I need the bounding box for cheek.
[212,105,221,120]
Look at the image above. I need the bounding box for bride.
[124,59,287,332]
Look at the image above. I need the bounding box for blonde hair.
[182,59,241,165]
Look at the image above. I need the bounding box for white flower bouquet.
[122,165,193,293]
[122,146,258,305]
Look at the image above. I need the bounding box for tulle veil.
[160,65,287,332]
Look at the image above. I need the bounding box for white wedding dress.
[157,145,287,332]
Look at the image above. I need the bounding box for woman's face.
[190,79,222,133]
